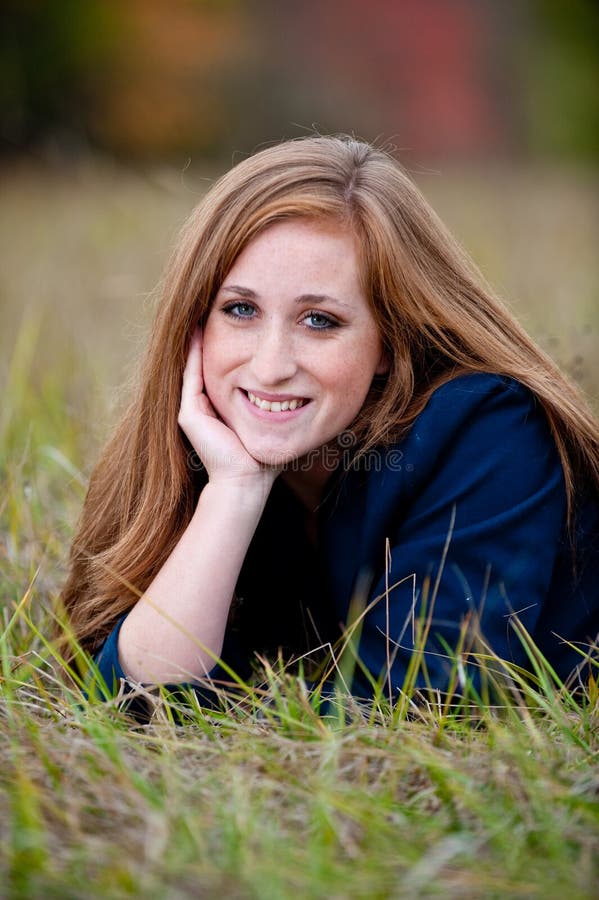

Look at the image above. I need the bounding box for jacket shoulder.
[422,372,534,416]
[360,373,561,518]
[405,373,542,455]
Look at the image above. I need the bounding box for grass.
[1,158,598,898]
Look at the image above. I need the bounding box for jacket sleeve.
[351,375,567,696]
[91,614,253,713]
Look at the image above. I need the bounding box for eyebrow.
[220,284,351,309]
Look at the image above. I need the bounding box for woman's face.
[202,219,387,467]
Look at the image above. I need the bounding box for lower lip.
[239,389,311,421]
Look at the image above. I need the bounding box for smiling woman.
[59,136,599,707]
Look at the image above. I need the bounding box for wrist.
[199,474,275,514]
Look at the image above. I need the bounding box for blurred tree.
[520,0,599,160]
[86,0,251,159]
[0,0,120,155]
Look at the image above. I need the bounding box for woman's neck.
[280,445,340,513]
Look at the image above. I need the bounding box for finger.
[181,328,204,404]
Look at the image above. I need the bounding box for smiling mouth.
[246,390,308,412]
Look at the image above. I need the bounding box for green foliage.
[1,0,121,149]
[2,571,599,896]
[522,0,599,159]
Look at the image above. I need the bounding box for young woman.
[60,136,599,703]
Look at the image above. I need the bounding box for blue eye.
[305,311,337,330]
[223,302,255,318]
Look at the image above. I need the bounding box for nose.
[249,323,298,386]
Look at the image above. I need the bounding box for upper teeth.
[247,391,306,412]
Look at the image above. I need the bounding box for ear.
[375,349,390,376]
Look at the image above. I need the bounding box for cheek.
[201,315,217,364]
[320,364,374,427]
[200,344,217,394]
[323,343,380,394]
[200,324,229,405]
[202,320,237,380]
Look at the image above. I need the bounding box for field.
[1,158,598,898]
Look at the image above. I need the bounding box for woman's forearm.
[117,480,271,683]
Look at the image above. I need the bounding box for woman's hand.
[118,329,278,684]
[178,329,278,490]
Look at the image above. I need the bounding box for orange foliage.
[90,0,251,157]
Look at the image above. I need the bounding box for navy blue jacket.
[95,374,599,701]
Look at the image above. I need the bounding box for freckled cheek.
[203,326,252,381]
[316,339,380,392]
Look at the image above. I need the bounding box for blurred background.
[1,0,598,472]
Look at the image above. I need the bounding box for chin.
[250,449,302,468]
[241,439,309,469]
